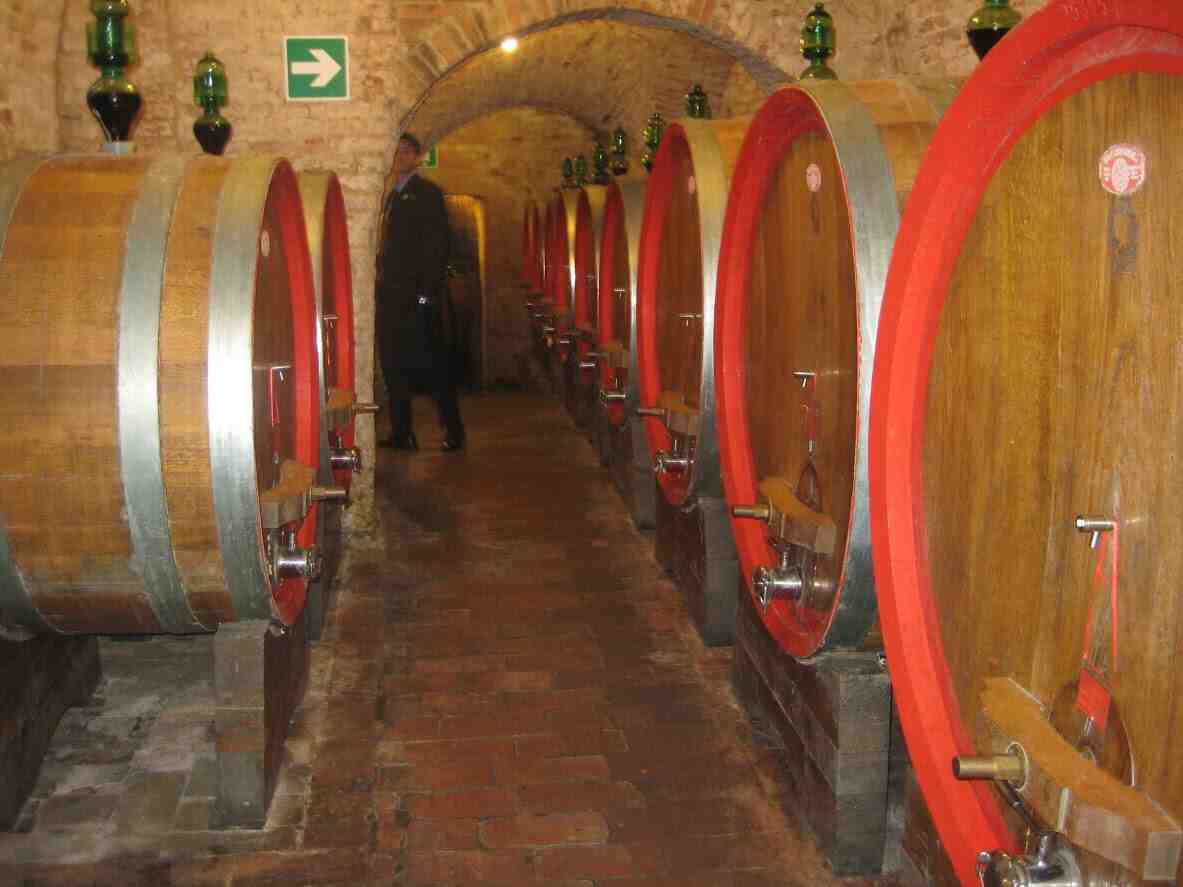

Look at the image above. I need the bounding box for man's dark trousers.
[377,299,464,443]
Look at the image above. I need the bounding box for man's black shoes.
[379,432,419,450]
[440,437,465,452]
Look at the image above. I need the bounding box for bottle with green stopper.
[574,155,589,187]
[966,0,1022,60]
[592,142,611,184]
[86,0,141,148]
[686,84,711,119]
[610,127,629,176]
[799,3,837,80]
[562,157,576,189]
[641,113,665,174]
[193,52,232,155]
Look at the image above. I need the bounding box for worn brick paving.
[0,392,901,886]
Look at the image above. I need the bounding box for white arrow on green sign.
[284,37,349,101]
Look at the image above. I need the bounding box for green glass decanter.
[86,0,141,143]
[799,3,837,80]
[193,52,232,155]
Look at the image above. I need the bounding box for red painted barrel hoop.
[868,3,1183,881]
[716,91,831,657]
[266,163,321,626]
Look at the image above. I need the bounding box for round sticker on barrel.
[1099,144,1147,196]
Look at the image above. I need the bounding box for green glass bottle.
[574,155,589,187]
[562,157,576,189]
[592,142,611,184]
[641,113,665,174]
[799,3,837,80]
[193,52,232,155]
[966,0,1022,60]
[686,84,711,119]
[610,127,629,176]
[86,0,141,143]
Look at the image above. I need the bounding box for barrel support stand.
[0,635,101,829]
[212,611,308,828]
[733,585,898,873]
[656,492,738,646]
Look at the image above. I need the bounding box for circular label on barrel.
[806,163,822,193]
[687,176,697,196]
[1098,144,1147,196]
[260,229,272,258]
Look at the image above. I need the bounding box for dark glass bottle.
[686,84,711,119]
[966,0,1022,60]
[610,127,629,176]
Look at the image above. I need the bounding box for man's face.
[393,139,422,176]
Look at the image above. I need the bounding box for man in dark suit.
[375,132,465,451]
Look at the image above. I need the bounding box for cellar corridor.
[0,392,899,886]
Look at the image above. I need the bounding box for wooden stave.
[597,179,647,427]
[636,118,748,506]
[714,80,954,660]
[0,154,320,636]
[868,2,1183,882]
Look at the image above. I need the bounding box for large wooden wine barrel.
[0,154,322,636]
[547,188,582,397]
[637,116,749,644]
[714,80,955,660]
[870,3,1183,883]
[566,184,609,429]
[595,178,653,526]
[638,118,748,506]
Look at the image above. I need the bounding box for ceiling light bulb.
[501,36,519,53]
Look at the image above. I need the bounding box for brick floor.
[0,392,901,886]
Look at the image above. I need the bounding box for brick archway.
[397,6,789,131]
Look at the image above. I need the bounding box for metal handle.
[953,750,1026,785]
[557,334,575,345]
[676,313,703,321]
[635,406,665,418]
[1075,514,1116,549]
[753,565,803,609]
[352,402,380,416]
[310,484,349,504]
[542,325,556,335]
[732,504,772,522]
[329,446,362,473]
[579,361,597,370]
[654,451,691,475]
[599,390,626,404]
[272,544,323,581]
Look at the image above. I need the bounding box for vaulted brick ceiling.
[407,19,762,149]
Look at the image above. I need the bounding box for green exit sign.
[284,37,349,101]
